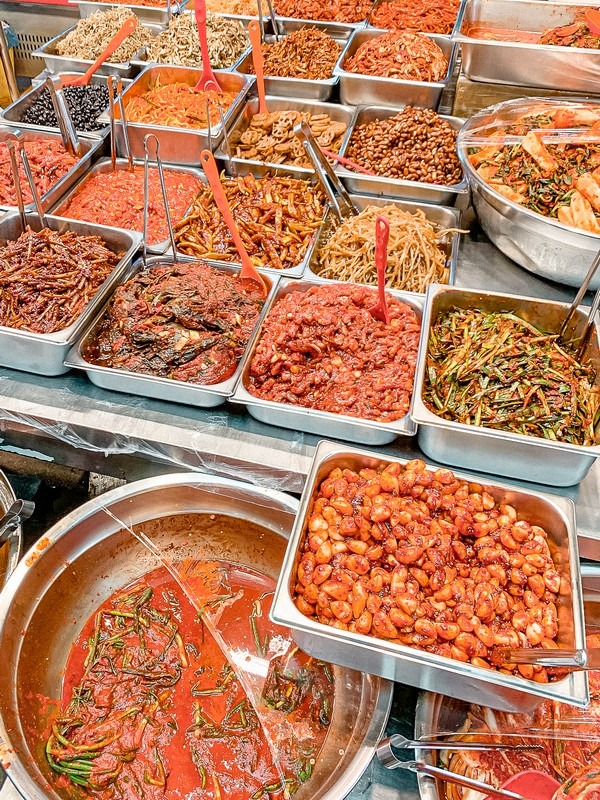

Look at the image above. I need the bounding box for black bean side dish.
[20,85,110,133]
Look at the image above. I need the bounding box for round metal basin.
[0,473,392,800]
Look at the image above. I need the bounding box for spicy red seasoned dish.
[247,283,421,422]
[45,562,333,800]
[293,458,564,681]
[0,139,79,207]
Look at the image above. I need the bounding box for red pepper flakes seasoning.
[0,140,79,207]
[343,31,448,82]
[248,283,421,422]
[60,166,202,245]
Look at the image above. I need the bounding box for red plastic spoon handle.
[248,20,268,115]
[64,18,138,87]
[195,0,221,92]
[200,150,267,296]
[374,214,391,324]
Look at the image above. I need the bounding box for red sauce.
[48,563,332,800]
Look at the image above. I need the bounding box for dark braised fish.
[85,260,265,384]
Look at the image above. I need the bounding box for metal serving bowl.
[458,97,600,289]
[0,471,18,591]
[0,473,392,800]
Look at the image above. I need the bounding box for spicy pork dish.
[466,102,600,234]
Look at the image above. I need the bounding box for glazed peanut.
[293,460,562,680]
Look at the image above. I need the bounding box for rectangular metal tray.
[0,212,141,377]
[271,16,364,39]
[65,254,278,407]
[305,193,461,289]
[32,22,163,78]
[413,561,600,800]
[335,105,468,206]
[215,96,356,179]
[366,0,463,38]
[230,276,423,444]
[50,157,204,255]
[234,34,343,101]
[96,65,253,164]
[454,0,600,93]
[0,73,113,140]
[270,438,588,712]
[171,160,328,278]
[411,284,600,486]
[71,0,189,26]
[334,27,457,109]
[0,126,104,215]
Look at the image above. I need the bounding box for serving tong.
[42,76,83,158]
[558,246,600,360]
[142,134,177,266]
[0,499,35,549]
[0,127,49,229]
[108,75,133,172]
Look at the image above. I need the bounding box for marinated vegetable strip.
[174,173,326,271]
[0,139,79,206]
[59,166,201,245]
[423,308,600,446]
[245,27,341,81]
[248,282,421,422]
[343,32,448,82]
[294,460,562,679]
[371,0,461,35]
[466,9,600,47]
[56,8,153,64]
[0,227,120,334]
[124,80,238,130]
[84,261,265,384]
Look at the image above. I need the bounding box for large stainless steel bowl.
[0,473,392,800]
[0,471,18,591]
[458,97,600,289]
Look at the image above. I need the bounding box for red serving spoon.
[248,20,268,114]
[586,8,600,35]
[369,214,391,324]
[484,771,561,800]
[63,17,138,87]
[194,0,221,92]
[199,149,268,296]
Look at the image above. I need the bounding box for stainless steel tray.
[270,438,588,712]
[0,126,103,214]
[0,212,141,377]
[366,0,463,38]
[97,65,253,164]
[50,157,204,255]
[234,34,343,101]
[65,255,278,407]
[216,95,356,179]
[454,0,600,92]
[32,22,163,78]
[335,105,468,206]
[335,27,457,109]
[0,73,112,140]
[305,193,461,289]
[71,0,189,26]
[230,276,423,444]
[172,161,328,278]
[271,16,364,39]
[413,562,600,800]
[411,284,600,486]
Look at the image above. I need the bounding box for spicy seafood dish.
[465,7,600,48]
[44,558,335,800]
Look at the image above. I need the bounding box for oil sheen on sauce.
[48,563,333,800]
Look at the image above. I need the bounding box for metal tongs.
[559,247,600,360]
[377,734,542,800]
[0,499,35,548]
[0,127,49,230]
[503,646,600,670]
[108,75,133,172]
[43,75,83,158]
[294,121,358,222]
[142,134,177,266]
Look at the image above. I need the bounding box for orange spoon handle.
[200,150,267,295]
[370,214,391,325]
[248,20,268,115]
[194,0,221,92]
[65,17,137,87]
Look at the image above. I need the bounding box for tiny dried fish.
[144,13,249,69]
[56,8,153,64]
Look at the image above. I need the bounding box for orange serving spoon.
[484,771,560,800]
[194,0,221,92]
[63,18,138,87]
[199,149,268,296]
[368,215,391,325]
[248,20,268,114]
